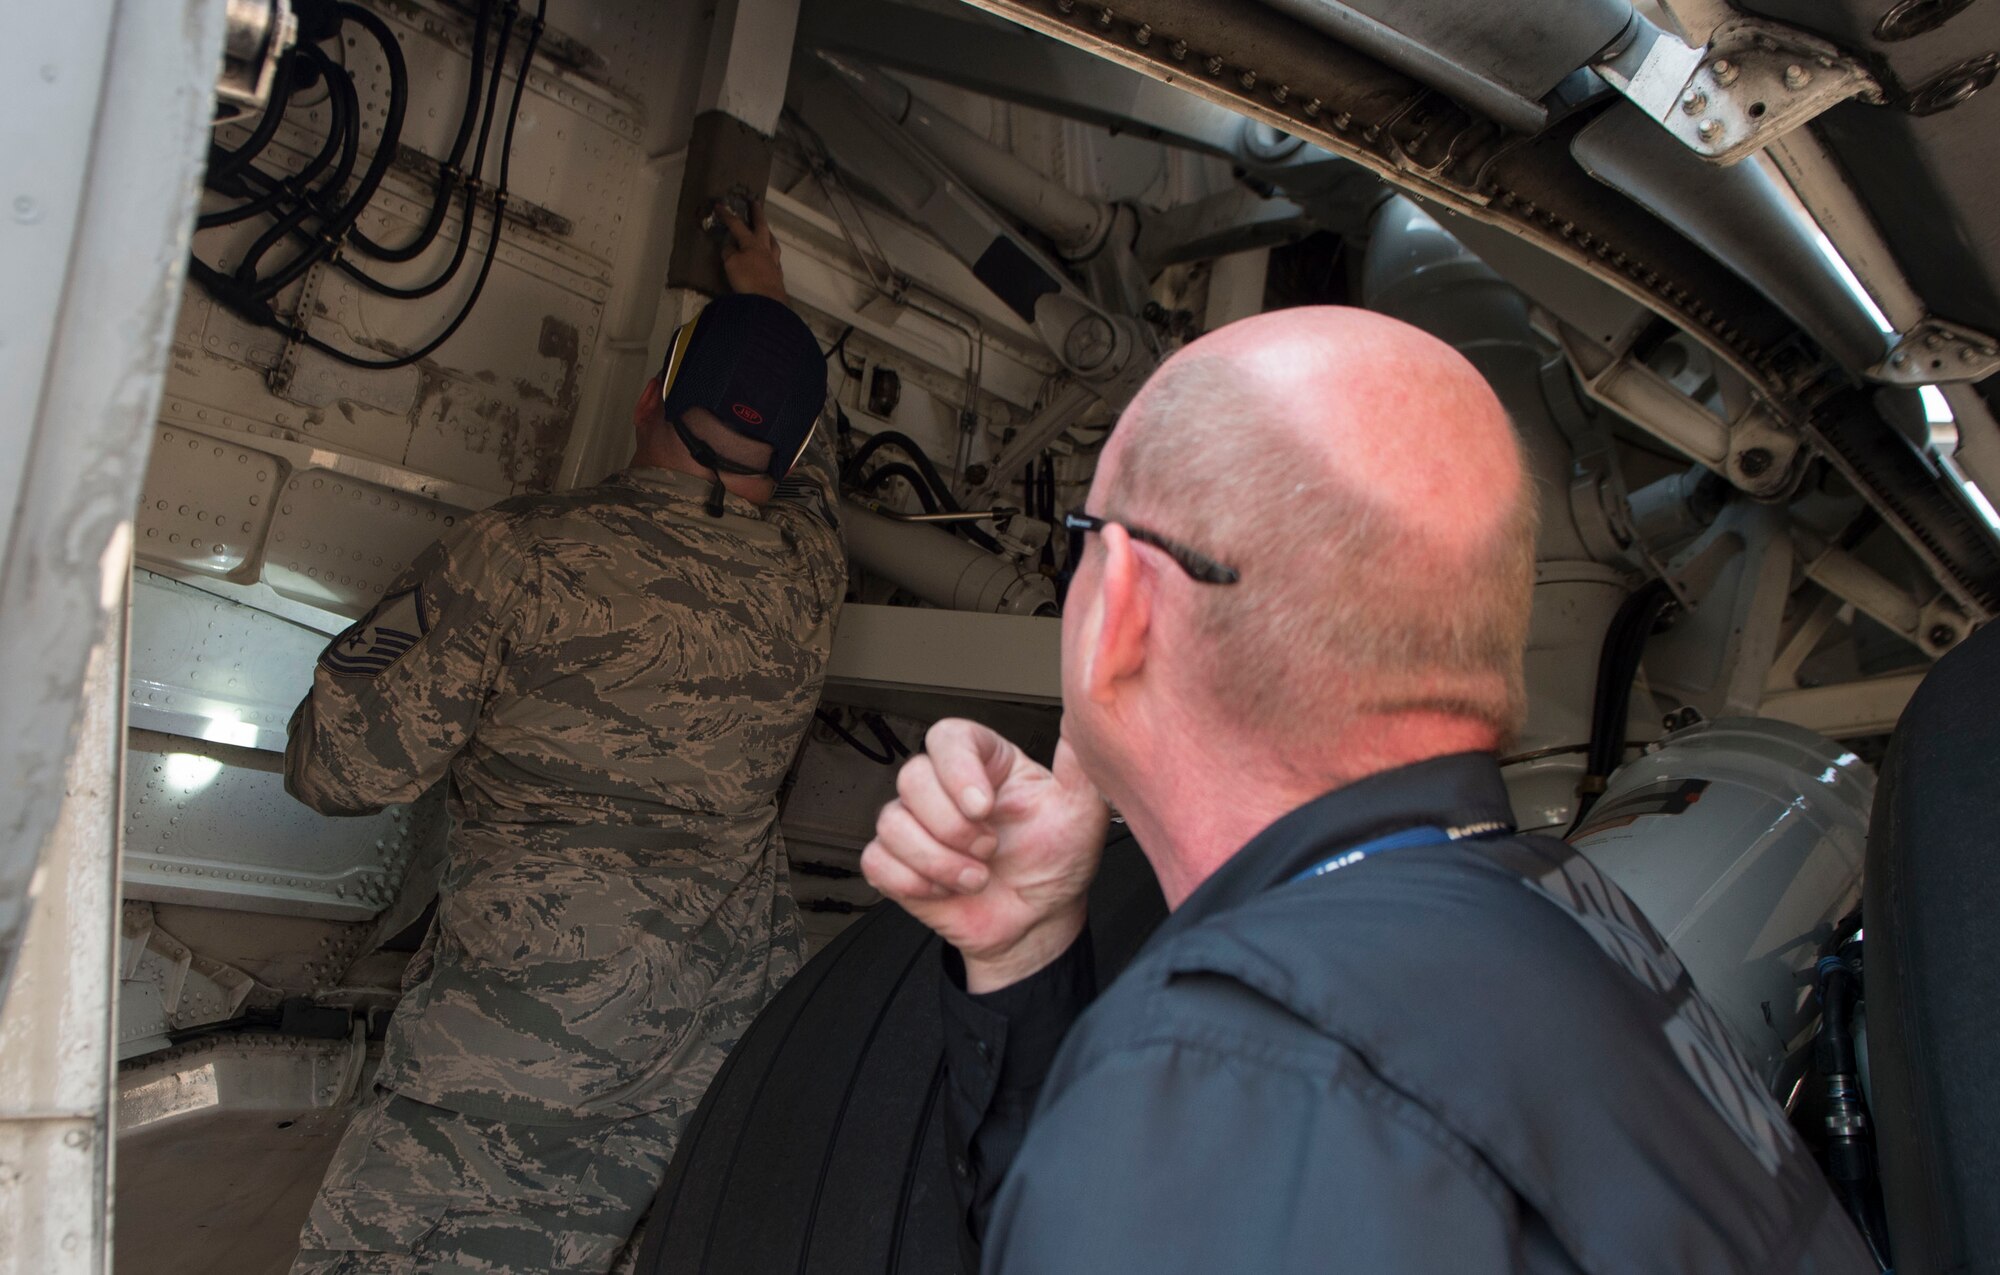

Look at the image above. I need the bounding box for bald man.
[863,309,1870,1273]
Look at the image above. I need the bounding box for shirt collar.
[613,465,763,519]
[1151,752,1517,945]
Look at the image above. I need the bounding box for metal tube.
[817,53,1111,256]
[842,501,1059,616]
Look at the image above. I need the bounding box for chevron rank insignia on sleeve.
[320,587,429,678]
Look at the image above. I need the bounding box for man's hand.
[719,199,788,303]
[862,720,1110,993]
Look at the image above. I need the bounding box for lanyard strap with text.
[1288,821,1514,885]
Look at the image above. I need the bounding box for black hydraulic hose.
[208,51,298,187]
[814,709,897,765]
[200,46,354,231]
[1814,955,1893,1270]
[349,0,494,263]
[333,1,514,300]
[300,0,543,371]
[1570,578,1677,830]
[859,463,942,513]
[842,430,961,511]
[250,2,410,300]
[234,57,360,291]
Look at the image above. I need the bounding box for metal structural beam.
[0,0,226,1010]
[826,604,1061,704]
[1762,671,1926,738]
[1592,15,1881,165]
[946,0,2000,615]
[792,56,1152,402]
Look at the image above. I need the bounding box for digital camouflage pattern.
[293,1086,680,1274]
[289,427,843,1121]
[285,425,844,1271]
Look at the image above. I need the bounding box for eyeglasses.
[1063,512,1240,585]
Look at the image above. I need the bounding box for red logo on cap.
[732,403,764,425]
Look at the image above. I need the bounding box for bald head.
[1095,306,1536,752]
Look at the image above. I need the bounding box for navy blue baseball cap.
[659,293,827,480]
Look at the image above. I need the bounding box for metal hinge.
[1869,316,2000,385]
[1595,17,1881,165]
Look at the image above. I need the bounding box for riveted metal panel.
[134,427,287,580]
[127,571,325,753]
[122,729,444,922]
[265,470,467,614]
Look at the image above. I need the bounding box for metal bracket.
[216,0,298,113]
[1869,316,2000,385]
[1596,17,1881,165]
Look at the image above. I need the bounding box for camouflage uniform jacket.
[285,429,844,1124]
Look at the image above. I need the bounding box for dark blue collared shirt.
[940,752,1871,1274]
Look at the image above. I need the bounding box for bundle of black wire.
[814,709,911,767]
[840,426,1005,553]
[190,0,546,372]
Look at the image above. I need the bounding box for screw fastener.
[1784,64,1811,89]
[1712,58,1740,86]
[1133,23,1151,44]
[1239,69,1259,89]
[1206,55,1224,75]
[1697,117,1723,141]
[1681,88,1707,114]
[1096,8,1114,28]
[1169,39,1188,59]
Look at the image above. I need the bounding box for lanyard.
[1288,821,1513,885]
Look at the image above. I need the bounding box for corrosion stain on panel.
[512,314,583,492]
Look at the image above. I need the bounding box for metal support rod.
[842,500,1058,615]
[817,53,1113,257]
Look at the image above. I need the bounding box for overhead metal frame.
[941,0,2000,617]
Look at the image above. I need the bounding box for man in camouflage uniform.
[286,206,842,1272]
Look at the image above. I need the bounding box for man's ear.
[1082,522,1152,706]
[633,376,664,432]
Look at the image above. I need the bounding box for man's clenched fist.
[861,719,1110,993]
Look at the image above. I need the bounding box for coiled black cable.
[298,0,543,370]
[842,430,961,511]
[348,0,494,262]
[246,2,410,300]
[232,55,360,293]
[206,51,298,189]
[200,48,353,231]
[332,1,515,301]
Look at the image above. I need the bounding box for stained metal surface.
[164,0,654,603]
[116,1035,371,1275]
